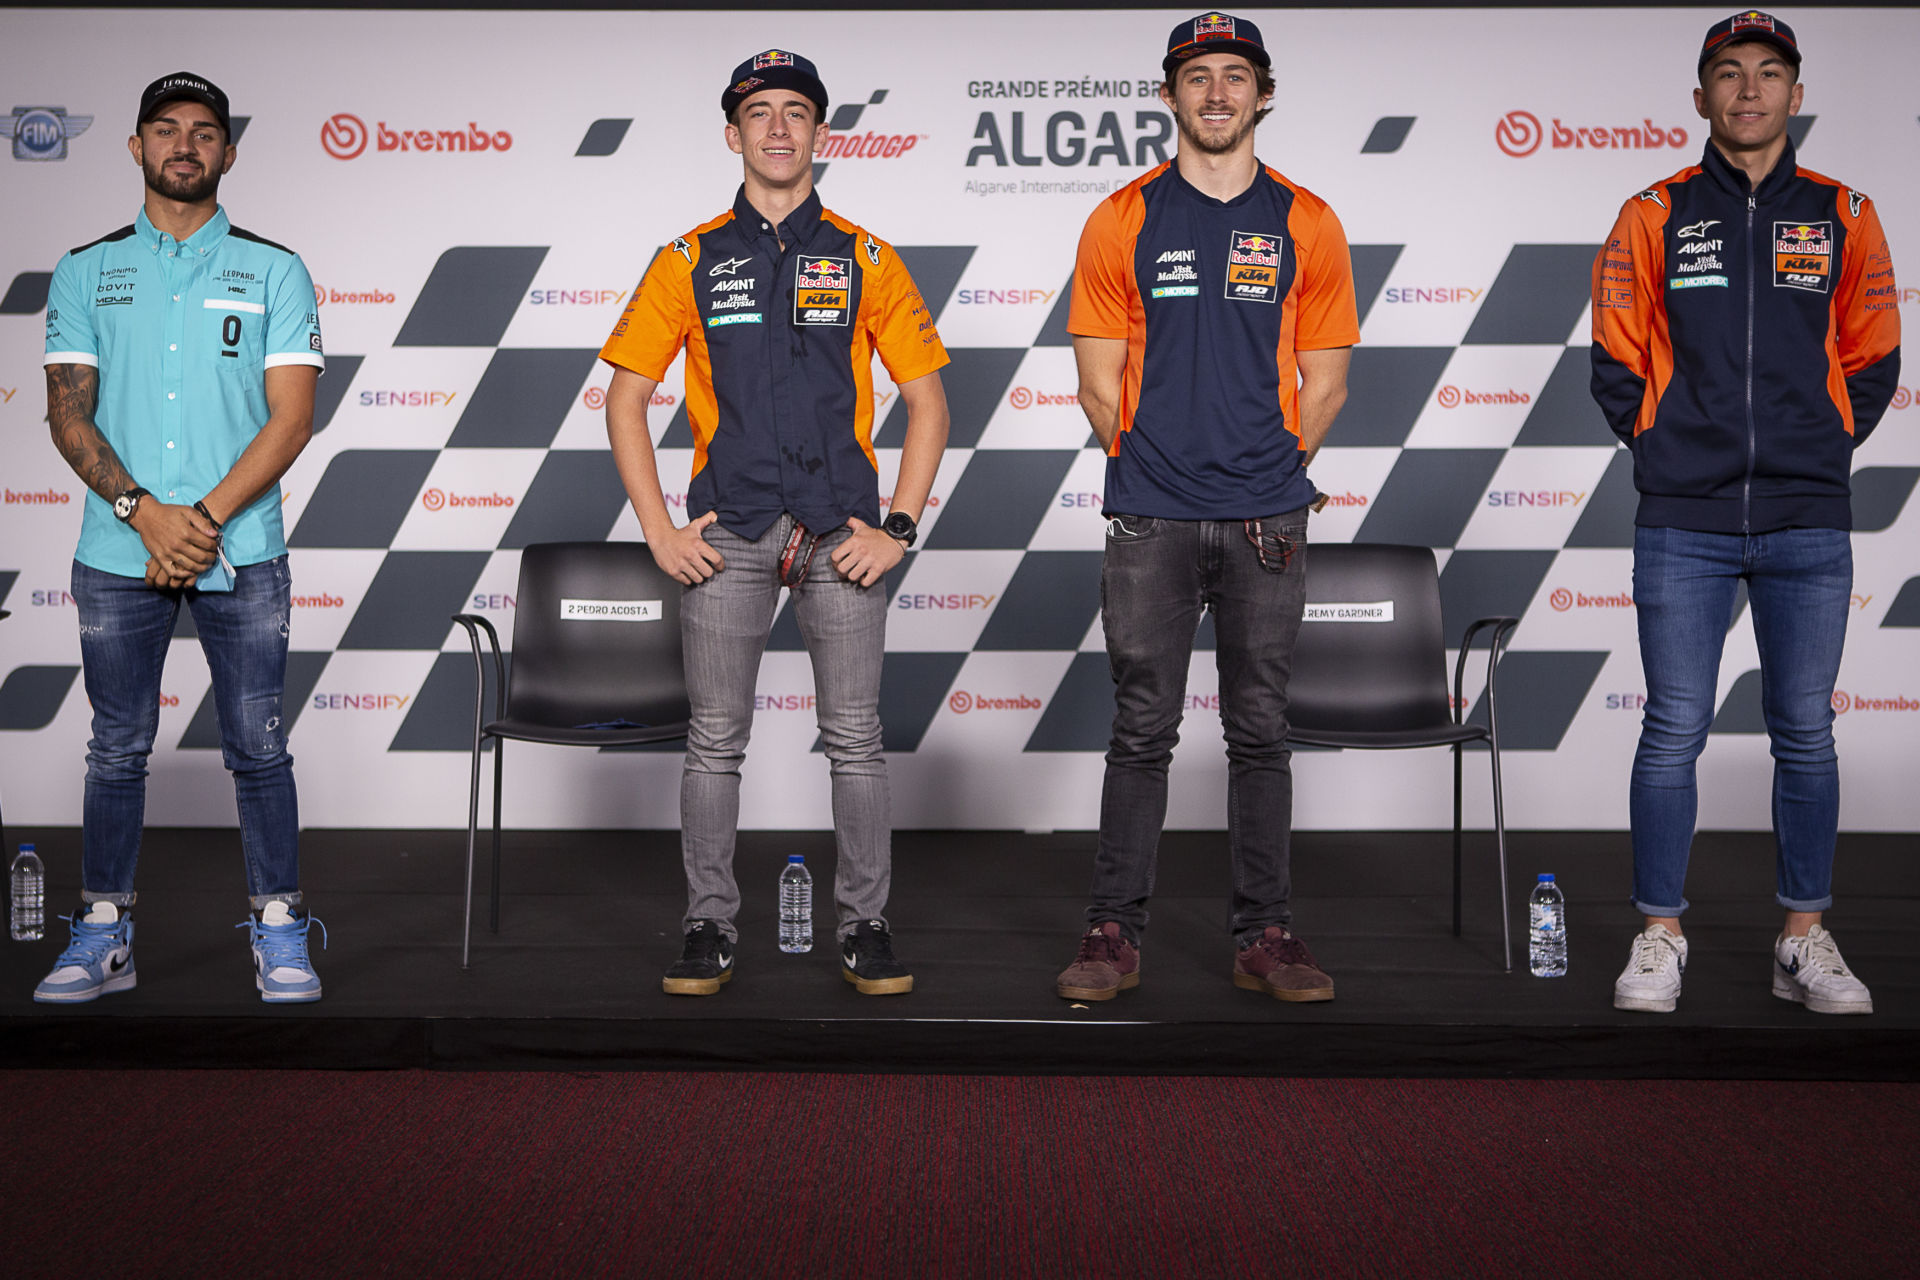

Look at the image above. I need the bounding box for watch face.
[115,494,135,520]
[883,512,916,544]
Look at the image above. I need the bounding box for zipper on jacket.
[1742,193,1756,535]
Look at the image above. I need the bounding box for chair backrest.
[504,542,690,731]
[1288,543,1453,733]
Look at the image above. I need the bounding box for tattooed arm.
[46,363,217,586]
[46,364,135,501]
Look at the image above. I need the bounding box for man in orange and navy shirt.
[1593,12,1898,1018]
[601,49,950,999]
[1055,13,1358,1006]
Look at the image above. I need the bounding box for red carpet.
[5,1070,1914,1277]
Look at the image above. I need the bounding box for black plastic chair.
[450,543,690,969]
[1287,543,1520,969]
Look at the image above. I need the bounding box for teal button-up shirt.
[44,206,324,577]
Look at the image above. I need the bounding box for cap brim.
[1163,39,1271,73]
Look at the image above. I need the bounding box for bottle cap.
[1538,873,1554,882]
[787,854,804,863]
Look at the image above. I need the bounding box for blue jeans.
[1090,510,1309,943]
[1629,526,1851,917]
[72,557,301,909]
[679,516,890,941]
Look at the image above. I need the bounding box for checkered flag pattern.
[1,9,1915,831]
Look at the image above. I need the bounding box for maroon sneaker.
[1055,921,1140,1001]
[1233,926,1334,1002]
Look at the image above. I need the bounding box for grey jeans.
[680,514,891,940]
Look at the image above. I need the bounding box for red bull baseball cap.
[1163,12,1271,75]
[722,49,829,119]
[1698,10,1801,72]
[137,71,232,138]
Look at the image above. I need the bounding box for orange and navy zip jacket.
[1590,140,1900,533]
[1069,161,1359,521]
[600,186,948,540]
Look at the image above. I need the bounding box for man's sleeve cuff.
[265,352,326,371]
[43,351,98,367]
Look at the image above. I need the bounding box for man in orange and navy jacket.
[1592,10,1898,1019]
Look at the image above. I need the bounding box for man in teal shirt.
[37,73,327,1003]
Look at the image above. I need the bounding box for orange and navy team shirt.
[1068,161,1360,520]
[1591,140,1900,533]
[600,187,948,540]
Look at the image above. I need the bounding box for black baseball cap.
[1163,11,1271,75]
[137,72,231,138]
[721,49,829,119]
[1698,10,1801,72]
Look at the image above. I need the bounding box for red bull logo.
[754,50,795,69]
[732,77,763,96]
[1195,13,1236,40]
[1229,231,1281,266]
[1731,11,1775,35]
[1780,225,1822,244]
[797,257,849,289]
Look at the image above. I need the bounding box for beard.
[143,157,221,204]
[1172,102,1257,156]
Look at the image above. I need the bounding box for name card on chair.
[1303,602,1395,623]
[559,598,663,622]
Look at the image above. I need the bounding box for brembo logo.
[1832,691,1920,714]
[1496,109,1688,158]
[322,112,512,159]
[421,488,514,510]
[1548,588,1632,611]
[947,691,1042,714]
[1007,386,1078,409]
[1436,385,1530,408]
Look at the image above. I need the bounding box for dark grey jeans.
[1088,509,1309,943]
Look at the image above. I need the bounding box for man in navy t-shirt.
[1056,13,1359,1005]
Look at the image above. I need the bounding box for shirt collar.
[731,185,825,247]
[1700,138,1798,199]
[135,204,231,255]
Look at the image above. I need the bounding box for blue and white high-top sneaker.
[34,902,137,1003]
[239,901,326,1003]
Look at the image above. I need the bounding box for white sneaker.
[1773,925,1872,1014]
[1613,924,1688,1013]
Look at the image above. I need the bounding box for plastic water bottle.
[11,844,45,942]
[778,855,813,953]
[1529,873,1567,977]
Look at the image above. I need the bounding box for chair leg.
[463,734,484,971]
[1451,743,1463,938]
[489,741,504,934]
[1489,741,1512,973]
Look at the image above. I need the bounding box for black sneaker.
[840,919,913,995]
[662,920,734,996]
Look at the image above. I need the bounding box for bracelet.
[194,500,224,532]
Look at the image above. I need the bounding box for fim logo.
[4,105,93,161]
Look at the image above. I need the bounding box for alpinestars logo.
[708,257,750,276]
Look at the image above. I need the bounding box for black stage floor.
[3,827,1915,1079]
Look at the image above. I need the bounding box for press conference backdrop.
[2,8,1915,832]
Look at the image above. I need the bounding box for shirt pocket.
[202,297,267,376]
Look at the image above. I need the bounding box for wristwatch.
[882,511,918,547]
[113,487,151,523]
